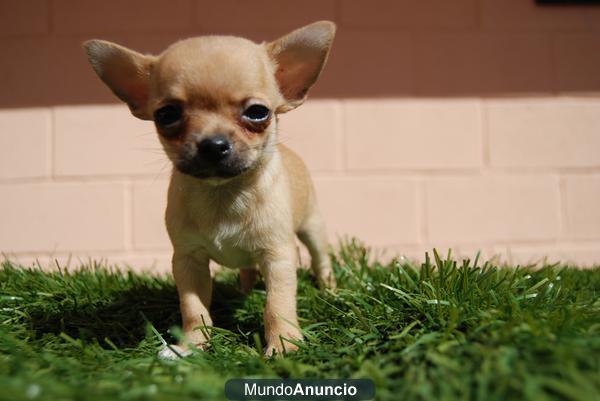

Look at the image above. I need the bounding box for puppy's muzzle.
[177,135,248,179]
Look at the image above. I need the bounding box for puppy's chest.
[182,203,268,268]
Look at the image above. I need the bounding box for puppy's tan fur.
[83,21,336,355]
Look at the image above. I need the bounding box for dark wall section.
[1,0,600,108]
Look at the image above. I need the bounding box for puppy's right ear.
[83,40,155,120]
[267,21,336,113]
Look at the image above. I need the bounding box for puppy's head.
[83,21,335,182]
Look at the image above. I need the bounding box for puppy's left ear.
[267,21,336,113]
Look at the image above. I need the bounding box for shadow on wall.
[1,0,600,108]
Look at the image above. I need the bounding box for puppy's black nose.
[197,135,232,163]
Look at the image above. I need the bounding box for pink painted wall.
[1,0,599,270]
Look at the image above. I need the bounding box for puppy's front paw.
[316,268,336,290]
[320,273,337,290]
[264,339,300,357]
[264,328,302,357]
[157,344,193,360]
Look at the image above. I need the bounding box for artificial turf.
[0,242,598,401]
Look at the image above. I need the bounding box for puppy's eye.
[154,105,182,127]
[242,104,270,123]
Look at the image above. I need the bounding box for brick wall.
[1,0,599,270]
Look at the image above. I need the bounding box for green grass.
[1,241,599,401]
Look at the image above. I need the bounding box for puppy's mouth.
[175,159,252,180]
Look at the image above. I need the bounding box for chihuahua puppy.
[83,21,336,356]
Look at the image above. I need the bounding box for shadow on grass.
[25,276,264,348]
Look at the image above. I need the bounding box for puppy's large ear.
[83,40,154,120]
[267,21,336,112]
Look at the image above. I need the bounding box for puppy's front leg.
[260,245,302,356]
[172,252,213,349]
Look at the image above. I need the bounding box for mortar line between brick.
[47,108,54,179]
[5,249,174,258]
[480,99,490,172]
[188,0,197,28]
[474,0,483,30]
[2,170,600,187]
[549,31,558,94]
[9,239,600,258]
[558,175,568,240]
[47,0,54,35]
[418,179,428,245]
[337,100,346,172]
[123,180,133,252]
[333,0,342,24]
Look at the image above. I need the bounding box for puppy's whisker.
[134,130,159,138]
[152,162,173,182]
[245,140,286,151]
[143,156,171,166]
[136,146,178,160]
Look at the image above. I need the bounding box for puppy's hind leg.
[240,267,259,294]
[297,205,336,289]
